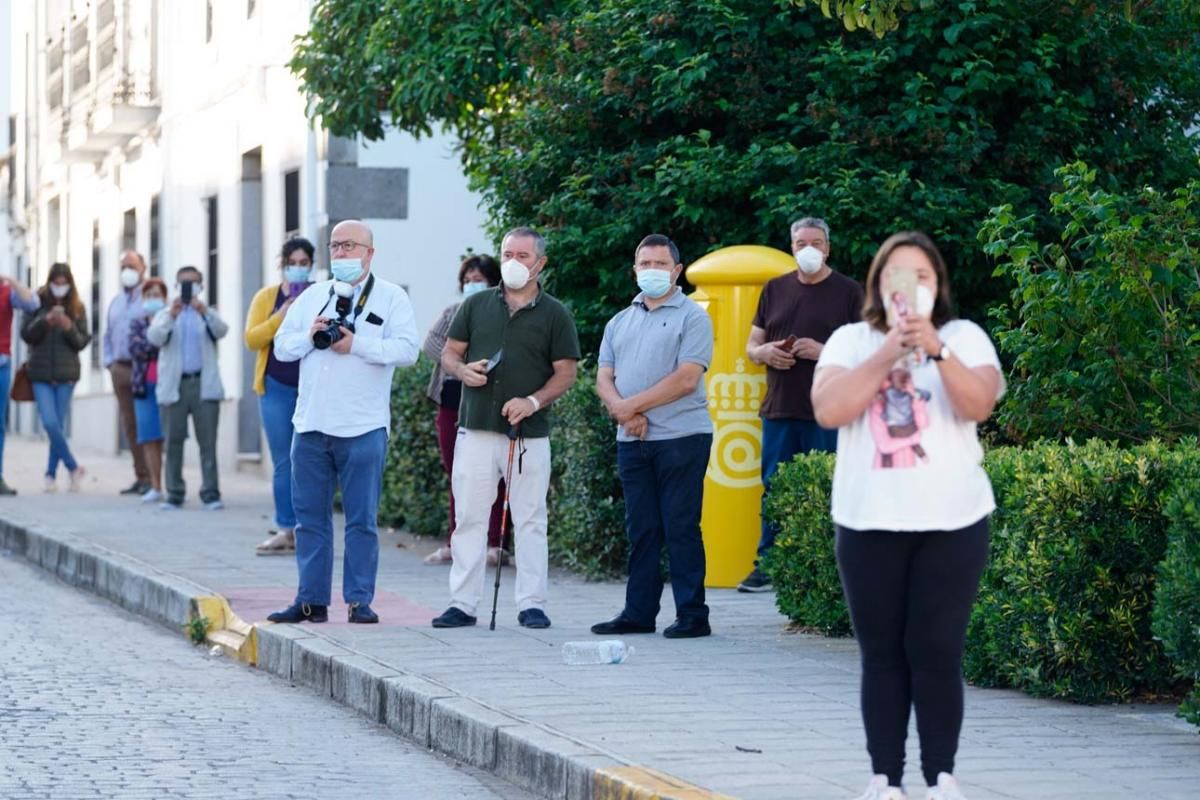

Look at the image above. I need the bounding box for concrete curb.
[1,516,735,800]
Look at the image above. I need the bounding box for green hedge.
[1152,455,1200,725]
[381,359,629,579]
[380,355,450,536]
[764,440,1200,715]
[546,365,628,578]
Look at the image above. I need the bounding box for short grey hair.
[502,226,546,258]
[790,217,831,242]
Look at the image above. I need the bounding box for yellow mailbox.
[687,246,795,588]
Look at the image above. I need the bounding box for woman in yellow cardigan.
[245,237,314,555]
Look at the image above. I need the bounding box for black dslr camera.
[312,293,355,350]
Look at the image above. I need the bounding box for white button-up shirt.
[274,274,420,438]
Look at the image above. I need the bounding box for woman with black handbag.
[21,263,91,492]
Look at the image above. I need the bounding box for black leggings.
[836,517,989,788]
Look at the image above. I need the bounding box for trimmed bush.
[764,439,1200,706]
[761,452,847,636]
[1153,451,1200,726]
[966,441,1191,703]
[379,355,450,536]
[547,365,628,579]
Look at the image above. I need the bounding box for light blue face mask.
[330,258,364,283]
[636,268,673,299]
[283,266,311,284]
[143,298,165,316]
[462,281,489,298]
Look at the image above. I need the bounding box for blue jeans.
[260,376,299,529]
[292,427,387,606]
[32,382,78,477]
[617,433,713,625]
[0,361,10,478]
[757,418,838,561]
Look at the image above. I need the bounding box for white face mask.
[500,259,531,290]
[50,283,70,299]
[794,246,824,274]
[916,284,936,317]
[120,267,141,288]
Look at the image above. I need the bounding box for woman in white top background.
[811,231,1005,800]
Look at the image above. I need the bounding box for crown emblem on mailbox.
[705,359,767,488]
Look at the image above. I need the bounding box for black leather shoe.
[120,480,151,496]
[267,602,328,624]
[348,603,379,624]
[591,615,655,635]
[517,608,552,629]
[663,618,711,639]
[431,607,477,628]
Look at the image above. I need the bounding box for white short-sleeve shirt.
[816,319,1005,532]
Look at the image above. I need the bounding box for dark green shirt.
[447,285,581,438]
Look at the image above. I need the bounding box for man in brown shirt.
[739,217,863,592]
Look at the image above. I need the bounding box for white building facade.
[4,0,489,470]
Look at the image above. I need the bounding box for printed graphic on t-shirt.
[869,361,930,469]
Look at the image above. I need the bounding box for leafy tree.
[293,0,1200,349]
[788,0,1200,36]
[982,162,1200,444]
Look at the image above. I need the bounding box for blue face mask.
[462,282,489,298]
[636,268,674,299]
[283,266,311,284]
[143,299,165,316]
[330,258,364,283]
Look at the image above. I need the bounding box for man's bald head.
[328,219,376,284]
[331,219,373,247]
[120,250,147,274]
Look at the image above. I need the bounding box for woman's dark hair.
[457,253,501,290]
[862,231,954,333]
[281,237,315,265]
[41,262,85,319]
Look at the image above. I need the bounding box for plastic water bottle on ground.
[561,640,633,665]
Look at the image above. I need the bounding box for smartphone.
[883,266,918,328]
[485,349,504,374]
[781,334,798,352]
[180,280,194,304]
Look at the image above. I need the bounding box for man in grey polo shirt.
[593,234,715,639]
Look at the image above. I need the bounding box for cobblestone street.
[0,554,535,800]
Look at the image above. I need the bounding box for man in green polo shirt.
[432,226,581,630]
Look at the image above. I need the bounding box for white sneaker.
[141,488,163,504]
[858,775,907,800]
[203,500,225,511]
[926,773,967,800]
[43,476,57,493]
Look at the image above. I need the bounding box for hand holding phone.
[883,266,918,329]
[485,349,504,374]
[180,280,194,304]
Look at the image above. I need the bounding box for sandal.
[255,530,295,556]
[423,545,453,565]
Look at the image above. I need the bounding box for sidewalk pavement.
[1,435,1197,800]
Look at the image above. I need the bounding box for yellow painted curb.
[189,595,258,665]
[594,766,738,800]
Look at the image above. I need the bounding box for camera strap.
[318,273,376,322]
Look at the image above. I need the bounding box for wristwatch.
[930,342,951,362]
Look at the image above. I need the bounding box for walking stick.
[489,423,521,631]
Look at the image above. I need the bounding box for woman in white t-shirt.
[811,232,1005,800]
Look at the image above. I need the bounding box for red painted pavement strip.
[220,587,441,627]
